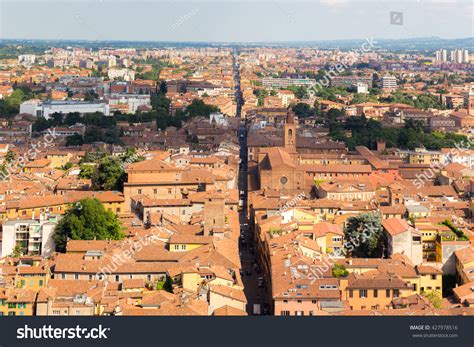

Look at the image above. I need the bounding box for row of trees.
[289,103,469,151]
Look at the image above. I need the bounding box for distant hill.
[0,37,472,52]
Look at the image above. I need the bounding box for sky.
[0,0,472,42]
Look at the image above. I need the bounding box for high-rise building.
[381,75,397,90]
[463,49,470,63]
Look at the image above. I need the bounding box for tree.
[84,126,103,143]
[292,103,313,118]
[155,276,173,292]
[332,264,349,278]
[92,156,126,191]
[422,290,442,308]
[53,198,124,252]
[9,244,23,258]
[5,149,15,163]
[32,116,51,132]
[159,81,167,94]
[64,112,81,126]
[344,212,384,258]
[79,163,95,179]
[186,99,219,118]
[65,134,84,146]
[151,94,171,111]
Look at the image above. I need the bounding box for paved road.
[234,51,271,315]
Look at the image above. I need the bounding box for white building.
[381,75,397,90]
[18,54,36,66]
[1,217,58,258]
[107,94,151,114]
[355,82,369,94]
[108,68,135,82]
[20,100,110,119]
[382,218,422,266]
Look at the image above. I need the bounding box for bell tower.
[284,109,297,153]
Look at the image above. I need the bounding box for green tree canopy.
[53,198,124,252]
[344,212,384,258]
[92,156,126,191]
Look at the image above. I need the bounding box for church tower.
[284,109,297,153]
[466,86,474,116]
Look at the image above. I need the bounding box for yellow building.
[15,266,50,292]
[416,265,443,294]
[0,288,36,316]
[414,221,445,262]
[46,151,73,168]
[168,235,212,253]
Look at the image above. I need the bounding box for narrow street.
[234,51,270,315]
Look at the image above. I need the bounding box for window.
[281,311,290,316]
[39,280,43,286]
[295,311,303,316]
[373,289,378,298]
[61,274,66,280]
[309,311,314,316]
[137,189,142,195]
[181,245,186,250]
[280,176,288,185]
[8,303,16,309]
[359,290,367,298]
[174,245,179,250]
[115,275,120,282]
[74,274,79,280]
[153,189,157,194]
[283,300,288,303]
[76,310,81,315]
[393,289,400,298]
[386,289,390,297]
[297,300,302,303]
[349,289,353,298]
[431,275,436,280]
[311,300,317,304]
[52,310,60,315]
[168,189,172,194]
[8,312,16,316]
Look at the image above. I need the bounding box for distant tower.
[466,86,474,116]
[443,74,449,90]
[376,139,386,153]
[284,108,297,153]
